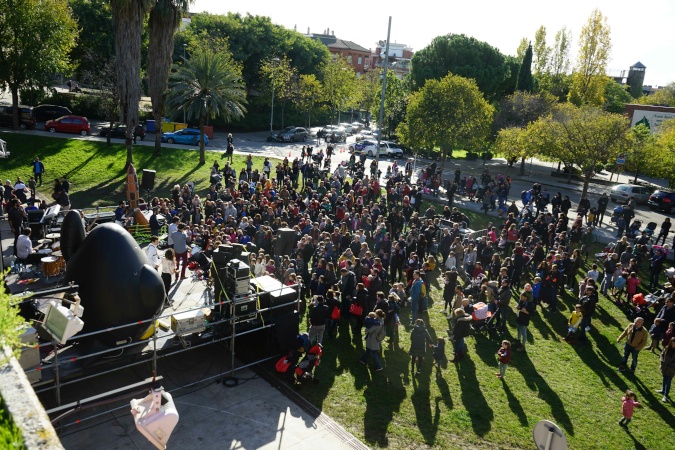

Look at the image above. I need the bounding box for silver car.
[609,184,652,204]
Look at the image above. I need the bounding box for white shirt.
[145,243,160,268]
[587,269,600,282]
[16,234,33,260]
[161,257,176,275]
[167,223,178,245]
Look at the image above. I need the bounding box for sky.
[191,0,674,87]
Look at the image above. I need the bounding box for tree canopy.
[637,82,675,107]
[410,34,515,100]
[69,0,114,80]
[527,104,632,196]
[0,0,78,127]
[516,45,534,92]
[178,13,329,91]
[398,73,494,164]
[568,9,612,106]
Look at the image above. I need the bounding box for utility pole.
[375,17,392,179]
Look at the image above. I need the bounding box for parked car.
[100,124,145,141]
[648,189,675,214]
[338,123,354,135]
[32,104,72,122]
[269,126,308,142]
[609,184,652,204]
[45,115,90,135]
[317,125,338,139]
[350,122,364,133]
[0,104,36,130]
[361,140,404,158]
[324,128,347,143]
[349,139,377,154]
[161,128,209,146]
[309,126,323,137]
[354,129,373,141]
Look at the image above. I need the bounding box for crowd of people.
[4,149,675,415]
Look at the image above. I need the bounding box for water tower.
[627,61,646,98]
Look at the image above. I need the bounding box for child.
[662,321,675,348]
[496,340,511,379]
[587,207,596,227]
[587,263,600,283]
[619,390,641,427]
[432,337,446,368]
[625,272,640,304]
[565,305,583,343]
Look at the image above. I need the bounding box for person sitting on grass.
[565,304,583,343]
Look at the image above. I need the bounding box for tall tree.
[410,34,515,100]
[147,0,190,156]
[260,56,298,130]
[539,27,573,100]
[647,118,675,188]
[517,44,534,92]
[80,52,120,145]
[295,74,324,128]
[111,0,155,166]
[166,49,247,164]
[321,56,357,125]
[398,73,494,168]
[516,37,529,61]
[533,26,551,76]
[527,104,632,197]
[69,0,114,80]
[568,9,612,106]
[493,91,555,174]
[0,0,78,128]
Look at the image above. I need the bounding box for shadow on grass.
[622,426,648,450]
[515,353,574,436]
[502,380,529,426]
[529,308,560,341]
[456,357,493,437]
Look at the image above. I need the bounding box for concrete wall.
[0,347,64,450]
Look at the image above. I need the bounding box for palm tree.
[147,0,190,156]
[167,50,247,164]
[111,0,154,166]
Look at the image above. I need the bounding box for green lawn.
[2,133,673,449]
[0,133,247,207]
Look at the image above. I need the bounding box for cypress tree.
[517,44,534,92]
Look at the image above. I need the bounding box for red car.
[45,115,91,136]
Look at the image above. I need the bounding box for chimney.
[327,27,330,35]
[294,24,296,31]
[332,30,334,36]
[307,27,310,34]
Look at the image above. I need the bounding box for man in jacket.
[409,270,424,325]
[647,297,675,351]
[577,287,598,344]
[597,193,609,226]
[309,296,330,345]
[358,310,384,371]
[497,279,512,335]
[617,317,649,372]
[338,267,356,317]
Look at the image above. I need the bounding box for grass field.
[2,133,674,449]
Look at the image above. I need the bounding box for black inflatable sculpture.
[61,212,165,346]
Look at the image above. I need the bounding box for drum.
[51,251,66,271]
[41,256,60,277]
[51,241,61,251]
[37,248,52,255]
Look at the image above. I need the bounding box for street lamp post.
[375,17,392,174]
[270,57,280,133]
[182,44,187,124]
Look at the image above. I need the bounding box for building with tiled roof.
[305,28,371,74]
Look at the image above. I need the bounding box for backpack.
[421,282,427,298]
[375,323,387,342]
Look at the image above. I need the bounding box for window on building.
[358,56,362,65]
[347,55,353,64]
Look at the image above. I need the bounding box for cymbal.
[46,233,61,240]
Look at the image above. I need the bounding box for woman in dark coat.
[658,337,675,403]
[409,319,433,375]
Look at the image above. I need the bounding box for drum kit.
[36,234,65,280]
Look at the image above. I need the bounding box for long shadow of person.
[362,348,408,447]
[456,357,493,437]
[410,371,438,446]
[515,353,574,436]
[571,331,627,390]
[502,380,528,426]
[473,334,500,366]
[621,425,647,450]
[435,371,453,409]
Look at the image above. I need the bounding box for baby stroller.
[294,343,322,386]
[462,275,485,298]
[643,221,657,239]
[471,301,498,338]
[627,220,642,239]
[610,205,623,223]
[630,292,660,321]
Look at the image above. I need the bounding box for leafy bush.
[466,152,479,160]
[481,151,493,160]
[19,88,49,106]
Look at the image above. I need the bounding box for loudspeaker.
[272,312,300,353]
[141,169,156,191]
[274,228,296,256]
